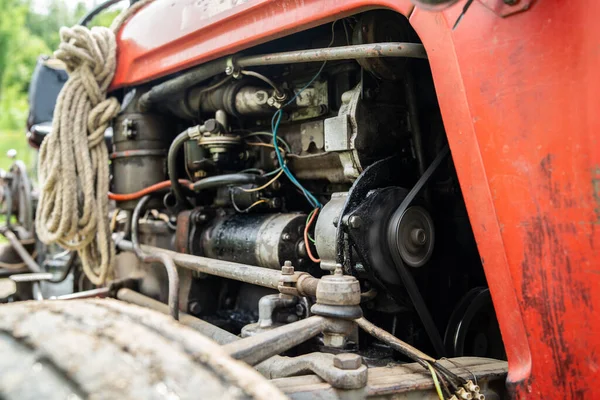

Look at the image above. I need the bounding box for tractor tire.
[0,298,286,400]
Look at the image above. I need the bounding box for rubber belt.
[387,145,450,357]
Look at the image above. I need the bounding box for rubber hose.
[167,130,193,208]
[191,173,258,191]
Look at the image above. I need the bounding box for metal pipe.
[223,315,327,366]
[237,42,427,67]
[117,239,281,290]
[116,288,238,344]
[132,196,180,320]
[117,238,320,296]
[138,42,426,110]
[138,58,229,110]
[51,287,111,300]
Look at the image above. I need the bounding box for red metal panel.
[112,1,600,397]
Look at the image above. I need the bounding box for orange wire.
[304,208,321,263]
[108,179,193,202]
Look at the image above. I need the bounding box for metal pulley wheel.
[444,288,506,359]
[388,205,434,268]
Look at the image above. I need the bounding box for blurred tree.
[25,0,87,51]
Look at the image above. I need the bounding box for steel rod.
[237,42,427,67]
[52,287,111,300]
[117,239,283,290]
[223,315,327,366]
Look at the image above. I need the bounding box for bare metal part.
[258,294,297,328]
[223,315,327,366]
[9,272,53,282]
[237,42,427,67]
[116,238,320,296]
[314,192,347,271]
[138,42,426,110]
[0,229,41,273]
[132,196,180,320]
[356,317,435,363]
[51,287,111,300]
[261,352,368,390]
[116,288,238,344]
[0,227,43,299]
[272,357,507,399]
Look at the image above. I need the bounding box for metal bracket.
[259,352,368,390]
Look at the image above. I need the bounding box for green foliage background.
[0,0,120,172]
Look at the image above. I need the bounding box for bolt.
[281,261,294,275]
[333,216,339,227]
[122,119,136,139]
[295,303,305,316]
[410,228,427,246]
[348,215,362,229]
[203,119,220,134]
[225,65,234,75]
[282,233,292,241]
[333,353,362,370]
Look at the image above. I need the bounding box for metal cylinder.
[186,82,275,119]
[199,213,307,270]
[111,112,171,209]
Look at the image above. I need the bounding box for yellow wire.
[245,199,268,210]
[426,361,445,400]
[241,169,284,193]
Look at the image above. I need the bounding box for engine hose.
[191,173,258,192]
[167,131,193,208]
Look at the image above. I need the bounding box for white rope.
[35,1,152,286]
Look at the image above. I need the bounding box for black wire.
[49,252,77,283]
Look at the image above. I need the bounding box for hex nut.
[281,261,294,275]
[333,353,362,370]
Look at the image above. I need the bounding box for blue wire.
[271,62,328,208]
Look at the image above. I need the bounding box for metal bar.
[116,288,238,344]
[9,272,53,283]
[132,196,180,320]
[238,42,427,67]
[138,42,426,110]
[356,317,435,363]
[52,287,111,300]
[117,239,283,290]
[223,315,327,366]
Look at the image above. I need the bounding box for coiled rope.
[35,0,152,285]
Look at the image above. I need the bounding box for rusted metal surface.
[236,42,427,67]
[117,238,320,296]
[224,315,327,366]
[272,357,506,399]
[112,0,600,397]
